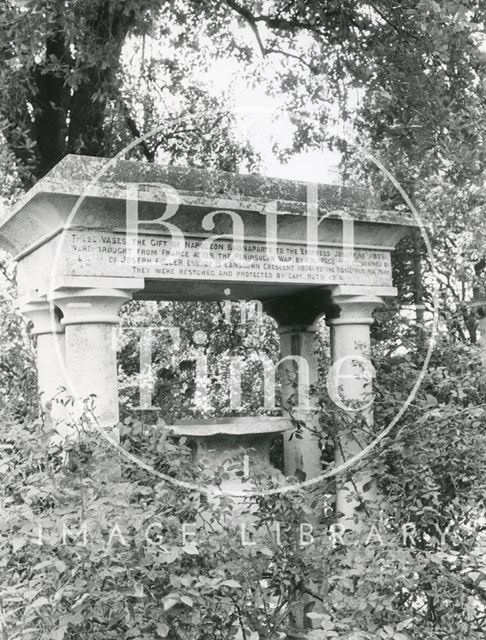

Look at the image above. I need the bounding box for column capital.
[51,287,133,326]
[17,296,63,335]
[327,286,393,327]
[263,288,334,327]
[327,294,385,327]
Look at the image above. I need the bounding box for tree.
[0,0,259,185]
[2,2,486,637]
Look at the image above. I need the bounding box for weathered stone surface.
[169,416,291,481]
[5,152,402,532]
[0,154,416,303]
[62,229,393,287]
[170,415,292,436]
[0,155,416,259]
[40,154,383,209]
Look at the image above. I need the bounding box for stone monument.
[0,154,417,522]
[169,416,291,492]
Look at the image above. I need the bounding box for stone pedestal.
[169,416,291,493]
[327,289,384,527]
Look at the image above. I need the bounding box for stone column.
[52,287,133,438]
[264,290,333,481]
[266,300,329,640]
[278,325,321,480]
[478,309,486,368]
[19,297,66,411]
[327,290,384,527]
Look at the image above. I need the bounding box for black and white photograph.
[0,1,485,638]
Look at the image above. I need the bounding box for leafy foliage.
[1,322,486,638]
[1,1,486,639]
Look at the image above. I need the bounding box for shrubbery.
[1,325,486,638]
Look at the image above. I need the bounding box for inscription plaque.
[63,230,392,287]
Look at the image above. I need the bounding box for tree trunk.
[33,25,71,177]
[67,1,134,157]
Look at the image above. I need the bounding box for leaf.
[183,542,199,555]
[72,593,90,609]
[424,394,438,407]
[160,548,179,564]
[362,480,374,493]
[49,627,67,640]
[156,622,169,638]
[397,618,414,631]
[220,579,242,589]
[11,536,27,552]
[33,560,53,571]
[179,595,193,607]
[162,597,178,611]
[54,560,66,573]
[30,596,49,608]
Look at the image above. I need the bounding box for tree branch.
[225,0,267,56]
[120,101,155,162]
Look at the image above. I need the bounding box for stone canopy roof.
[7,154,416,225]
